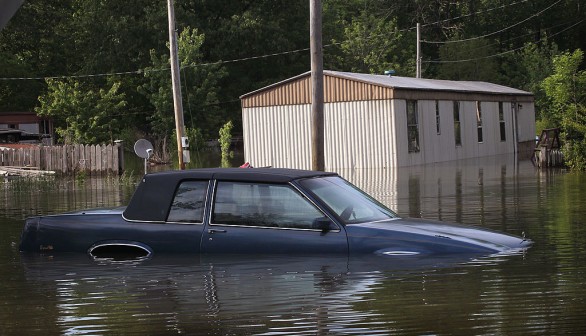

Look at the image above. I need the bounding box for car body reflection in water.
[20,252,523,335]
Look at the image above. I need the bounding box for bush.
[563,140,586,171]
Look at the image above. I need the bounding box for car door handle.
[208,229,227,234]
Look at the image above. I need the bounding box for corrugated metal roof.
[240,70,533,99]
[330,71,532,95]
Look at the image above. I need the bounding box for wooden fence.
[0,144,124,175]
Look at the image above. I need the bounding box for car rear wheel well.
[88,241,152,260]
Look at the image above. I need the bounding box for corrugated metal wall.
[244,100,397,170]
[243,104,312,169]
[325,100,396,169]
[243,98,531,170]
[516,103,536,142]
[394,100,519,167]
[241,73,535,170]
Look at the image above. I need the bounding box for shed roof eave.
[239,71,311,99]
[239,70,534,101]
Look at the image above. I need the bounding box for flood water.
[2,155,586,335]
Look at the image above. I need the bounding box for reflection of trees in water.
[0,176,136,218]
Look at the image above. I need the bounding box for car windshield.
[298,176,398,224]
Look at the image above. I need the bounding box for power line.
[0,0,574,81]
[420,0,530,29]
[422,0,562,44]
[423,19,584,64]
[424,19,582,61]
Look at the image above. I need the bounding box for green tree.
[437,36,499,82]
[516,41,559,125]
[219,120,234,168]
[139,27,227,163]
[140,27,227,142]
[332,13,414,75]
[35,79,127,144]
[542,49,586,170]
[0,52,43,111]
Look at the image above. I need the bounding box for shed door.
[201,181,347,254]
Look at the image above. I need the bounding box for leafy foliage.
[219,120,234,161]
[35,79,127,144]
[542,49,586,170]
[332,13,414,75]
[1,0,586,151]
[140,27,227,139]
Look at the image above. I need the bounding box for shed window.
[454,101,462,146]
[476,101,483,143]
[167,181,208,223]
[499,102,506,142]
[212,182,324,230]
[407,100,420,153]
[435,100,441,135]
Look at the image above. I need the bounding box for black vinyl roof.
[144,167,335,182]
[123,168,337,222]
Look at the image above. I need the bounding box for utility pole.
[310,0,325,171]
[416,23,421,78]
[167,0,186,170]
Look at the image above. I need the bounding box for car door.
[200,181,348,254]
[140,179,209,253]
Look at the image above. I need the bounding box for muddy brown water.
[1,155,585,335]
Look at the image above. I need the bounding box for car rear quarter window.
[166,180,208,223]
[212,182,325,229]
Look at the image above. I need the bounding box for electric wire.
[423,19,584,64]
[422,0,562,44]
[0,0,578,81]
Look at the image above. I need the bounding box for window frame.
[499,102,506,142]
[476,101,483,143]
[406,100,420,153]
[454,101,462,146]
[165,180,210,224]
[210,180,335,231]
[435,100,441,135]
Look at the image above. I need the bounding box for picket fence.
[0,144,124,175]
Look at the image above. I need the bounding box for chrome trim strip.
[381,251,420,256]
[206,223,341,233]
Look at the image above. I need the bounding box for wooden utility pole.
[416,23,421,78]
[167,0,186,170]
[310,0,325,171]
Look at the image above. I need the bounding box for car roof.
[144,167,336,182]
[123,168,338,222]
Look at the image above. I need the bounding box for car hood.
[346,217,531,254]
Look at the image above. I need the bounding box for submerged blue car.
[19,168,531,258]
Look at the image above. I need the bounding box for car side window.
[212,182,326,229]
[166,180,208,223]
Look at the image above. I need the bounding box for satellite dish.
[134,139,154,159]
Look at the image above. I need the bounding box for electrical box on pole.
[167,0,187,169]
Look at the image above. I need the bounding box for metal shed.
[240,70,535,169]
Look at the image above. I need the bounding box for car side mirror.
[312,217,336,233]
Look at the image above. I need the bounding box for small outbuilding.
[0,112,53,144]
[240,70,535,169]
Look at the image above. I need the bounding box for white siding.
[394,99,518,166]
[516,102,536,142]
[325,100,395,169]
[243,98,534,170]
[243,105,312,169]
